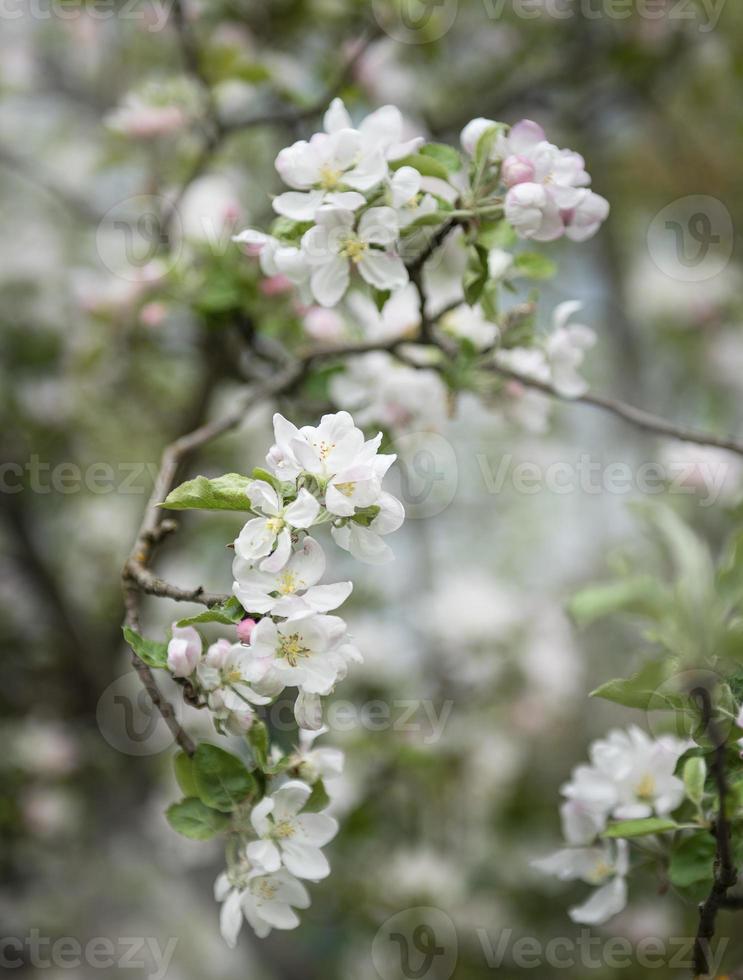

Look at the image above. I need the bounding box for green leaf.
[173,751,199,797]
[683,757,707,806]
[251,467,283,491]
[602,817,681,839]
[568,575,668,627]
[372,288,391,312]
[177,597,245,628]
[462,245,489,306]
[590,659,682,711]
[669,832,715,887]
[192,743,255,812]
[161,473,253,512]
[304,779,330,812]
[122,626,169,669]
[420,142,462,174]
[166,797,231,840]
[513,252,557,280]
[390,153,450,182]
[477,220,516,250]
[352,505,381,528]
[247,720,269,770]
[473,124,502,172]
[400,212,449,235]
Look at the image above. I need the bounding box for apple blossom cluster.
[532,726,689,925]
[461,117,610,242]
[233,101,609,310]
[139,411,406,944]
[166,410,404,734]
[234,98,424,307]
[214,776,340,945]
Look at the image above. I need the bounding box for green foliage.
[512,252,556,280]
[122,626,169,669]
[166,797,231,840]
[176,597,245,628]
[161,474,254,512]
[569,575,668,627]
[602,817,681,839]
[668,832,715,888]
[247,720,269,770]
[192,743,256,812]
[476,220,517,250]
[305,779,331,813]
[390,153,451,182]
[590,659,680,710]
[462,245,489,306]
[173,751,199,797]
[683,756,707,807]
[419,142,462,174]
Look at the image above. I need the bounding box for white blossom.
[246,780,338,880]
[215,867,310,944]
[235,481,321,573]
[301,206,408,307]
[166,624,201,677]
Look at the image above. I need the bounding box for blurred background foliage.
[2,0,743,977]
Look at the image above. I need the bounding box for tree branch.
[692,694,737,978]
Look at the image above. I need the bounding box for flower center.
[278,570,299,594]
[635,773,656,800]
[589,860,613,884]
[334,481,356,497]
[225,668,242,684]
[316,440,335,461]
[319,164,343,190]
[340,236,368,264]
[272,819,296,840]
[255,878,279,899]
[266,517,284,534]
[278,633,311,666]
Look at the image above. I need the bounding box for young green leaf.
[513,252,556,280]
[192,743,255,812]
[166,797,231,840]
[161,474,253,512]
[173,751,199,797]
[420,142,462,174]
[390,153,450,182]
[176,597,245,628]
[304,779,330,813]
[683,756,707,806]
[669,832,715,888]
[247,720,269,770]
[601,817,680,839]
[122,626,169,669]
[568,575,667,627]
[590,659,683,711]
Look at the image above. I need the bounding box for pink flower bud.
[204,637,231,670]
[502,154,535,187]
[260,275,293,297]
[167,624,201,677]
[139,301,168,328]
[226,710,254,735]
[236,617,257,644]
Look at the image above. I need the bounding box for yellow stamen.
[278,633,311,667]
[318,164,343,190]
[635,773,656,800]
[334,481,356,497]
[340,236,368,264]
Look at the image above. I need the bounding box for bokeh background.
[2,0,743,977]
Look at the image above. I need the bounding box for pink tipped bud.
[502,154,535,188]
[167,624,201,677]
[236,617,257,644]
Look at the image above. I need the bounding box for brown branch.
[692,692,737,978]
[488,364,743,459]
